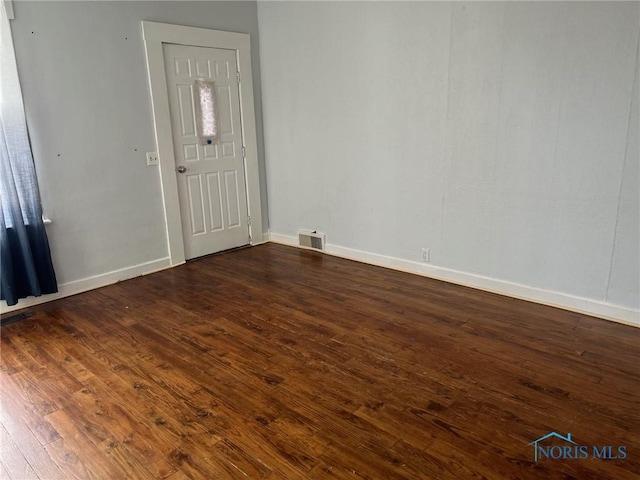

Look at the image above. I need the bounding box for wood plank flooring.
[1,243,638,479]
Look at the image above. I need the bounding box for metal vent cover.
[298,230,326,251]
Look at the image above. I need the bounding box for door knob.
[177,165,186,174]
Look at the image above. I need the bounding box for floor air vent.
[1,312,30,326]
[298,230,326,251]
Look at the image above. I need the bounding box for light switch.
[146,152,159,166]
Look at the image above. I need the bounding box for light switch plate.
[146,152,159,166]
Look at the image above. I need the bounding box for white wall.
[608,44,640,309]
[7,2,267,293]
[258,2,639,316]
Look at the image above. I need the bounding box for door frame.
[142,21,264,265]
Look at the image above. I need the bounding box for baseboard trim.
[1,257,173,315]
[268,232,639,328]
[250,237,270,246]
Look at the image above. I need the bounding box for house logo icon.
[528,431,627,462]
[528,432,576,462]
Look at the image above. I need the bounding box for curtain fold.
[1,2,57,306]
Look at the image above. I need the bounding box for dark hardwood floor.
[1,243,638,479]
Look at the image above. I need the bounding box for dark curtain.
[1,5,57,306]
[0,218,58,306]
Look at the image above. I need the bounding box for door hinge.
[242,146,246,158]
[236,71,241,83]
[247,215,251,226]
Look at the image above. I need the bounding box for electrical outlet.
[421,248,430,263]
[146,152,159,166]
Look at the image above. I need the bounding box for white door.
[163,44,249,259]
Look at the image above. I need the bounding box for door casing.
[142,21,265,266]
